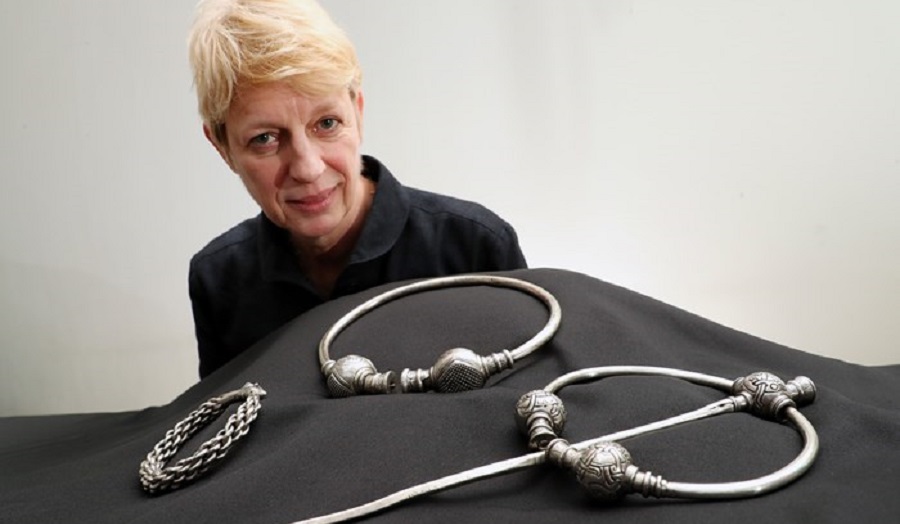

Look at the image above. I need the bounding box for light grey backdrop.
[1,0,897,416]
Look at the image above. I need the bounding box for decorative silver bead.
[573,441,636,501]
[515,390,567,450]
[322,355,395,397]
[402,348,515,393]
[732,371,818,420]
[785,376,817,406]
[546,439,644,500]
[432,348,494,393]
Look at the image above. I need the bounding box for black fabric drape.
[2,268,898,523]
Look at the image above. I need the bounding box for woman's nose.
[287,135,326,182]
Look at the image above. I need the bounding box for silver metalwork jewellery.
[139,382,266,494]
[517,367,817,500]
[318,275,562,397]
[292,366,818,523]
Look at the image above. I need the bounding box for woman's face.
[210,81,367,253]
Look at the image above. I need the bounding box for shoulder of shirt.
[190,215,260,267]
[404,186,515,239]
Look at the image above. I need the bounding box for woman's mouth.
[287,188,335,214]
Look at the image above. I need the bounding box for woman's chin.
[287,220,341,245]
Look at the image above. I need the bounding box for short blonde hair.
[188,0,362,141]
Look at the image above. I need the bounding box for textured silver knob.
[732,372,818,420]
[515,390,567,450]
[400,348,515,393]
[786,376,817,406]
[431,348,514,393]
[572,441,638,501]
[322,355,395,397]
[431,348,491,392]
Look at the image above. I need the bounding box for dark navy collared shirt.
[189,156,527,377]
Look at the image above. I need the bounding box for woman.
[187,0,527,377]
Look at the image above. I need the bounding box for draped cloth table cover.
[2,268,898,524]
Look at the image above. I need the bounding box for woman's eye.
[249,132,276,147]
[316,117,341,133]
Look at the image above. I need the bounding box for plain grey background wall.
[1,0,897,416]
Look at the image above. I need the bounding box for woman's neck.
[292,178,376,297]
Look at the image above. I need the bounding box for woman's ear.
[355,90,365,141]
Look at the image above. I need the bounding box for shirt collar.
[349,155,410,264]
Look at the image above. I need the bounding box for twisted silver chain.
[139,382,266,494]
[318,274,562,397]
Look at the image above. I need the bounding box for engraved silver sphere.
[324,355,376,398]
[574,441,634,501]
[733,371,794,420]
[515,390,567,450]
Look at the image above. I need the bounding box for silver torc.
[318,275,562,397]
[139,382,266,494]
[292,366,819,523]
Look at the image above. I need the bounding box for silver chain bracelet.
[318,274,562,397]
[139,382,266,494]
[292,366,819,523]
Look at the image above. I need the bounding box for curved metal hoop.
[139,382,266,494]
[318,274,562,397]
[293,366,819,523]
[519,366,819,500]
